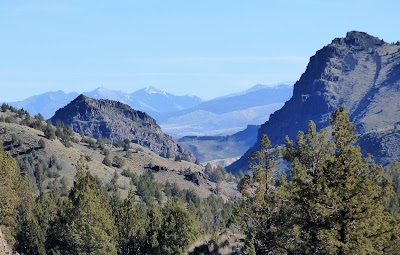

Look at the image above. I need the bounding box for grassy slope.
[0,116,239,200]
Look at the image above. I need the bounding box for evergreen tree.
[103,154,112,167]
[48,157,118,255]
[386,161,400,216]
[282,107,396,254]
[159,200,197,255]
[0,143,21,246]
[241,107,399,254]
[239,134,283,253]
[115,189,147,255]
[44,121,56,140]
[15,182,46,255]
[143,203,162,254]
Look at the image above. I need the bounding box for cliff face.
[228,31,400,172]
[0,227,18,255]
[50,95,195,162]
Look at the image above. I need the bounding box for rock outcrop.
[0,228,18,255]
[50,95,195,162]
[228,31,400,173]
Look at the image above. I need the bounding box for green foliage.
[114,189,147,254]
[386,161,400,216]
[1,102,9,112]
[44,121,56,140]
[112,155,125,168]
[175,154,182,162]
[47,157,118,254]
[136,171,162,204]
[11,133,21,147]
[38,138,46,149]
[0,143,22,245]
[123,138,131,151]
[205,164,229,183]
[159,200,197,255]
[15,187,47,255]
[240,107,399,254]
[102,154,112,167]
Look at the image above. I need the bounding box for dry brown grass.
[0,121,238,199]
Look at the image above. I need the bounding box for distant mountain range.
[6,84,293,165]
[159,84,293,136]
[8,86,203,119]
[84,86,204,116]
[228,31,400,173]
[7,84,293,137]
[8,91,80,119]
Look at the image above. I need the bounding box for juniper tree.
[282,107,397,254]
[0,143,21,245]
[48,157,118,255]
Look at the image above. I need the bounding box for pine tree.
[239,134,282,253]
[115,189,147,255]
[44,121,56,140]
[159,200,197,255]
[386,161,400,216]
[144,203,162,254]
[282,107,396,254]
[48,157,118,255]
[15,181,46,255]
[242,107,400,254]
[0,143,21,246]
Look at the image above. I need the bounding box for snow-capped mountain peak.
[144,86,165,95]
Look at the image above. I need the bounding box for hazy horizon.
[1,0,399,102]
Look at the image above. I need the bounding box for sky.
[1,0,399,102]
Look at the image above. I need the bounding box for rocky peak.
[331,31,385,50]
[51,95,195,162]
[144,86,165,95]
[228,31,400,172]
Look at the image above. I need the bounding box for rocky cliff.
[50,95,195,161]
[0,228,18,255]
[228,31,400,173]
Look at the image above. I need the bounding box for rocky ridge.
[50,95,195,162]
[228,31,400,172]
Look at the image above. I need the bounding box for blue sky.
[1,0,399,101]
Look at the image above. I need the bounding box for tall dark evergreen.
[0,143,21,246]
[114,189,147,255]
[241,107,399,254]
[48,157,118,255]
[386,161,400,216]
[159,201,197,255]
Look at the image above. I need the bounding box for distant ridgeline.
[228,31,400,173]
[50,95,195,162]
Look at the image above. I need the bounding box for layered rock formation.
[228,31,400,172]
[51,95,195,162]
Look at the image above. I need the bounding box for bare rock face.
[0,227,19,255]
[228,31,400,172]
[50,95,195,162]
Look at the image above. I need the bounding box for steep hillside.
[159,84,293,136]
[50,95,195,162]
[178,125,260,163]
[0,109,240,200]
[228,31,400,173]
